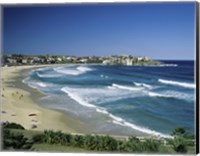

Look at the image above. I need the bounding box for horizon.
[3,2,196,60]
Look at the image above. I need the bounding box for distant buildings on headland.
[2,54,161,66]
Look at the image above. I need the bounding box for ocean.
[23,60,196,138]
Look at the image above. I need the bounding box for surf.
[158,79,195,88]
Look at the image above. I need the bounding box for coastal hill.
[2,54,161,66]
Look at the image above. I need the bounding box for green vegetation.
[2,122,25,130]
[1,122,195,153]
[2,129,33,150]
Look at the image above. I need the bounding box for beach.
[1,62,195,138]
[1,64,89,133]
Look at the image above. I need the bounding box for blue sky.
[3,2,196,60]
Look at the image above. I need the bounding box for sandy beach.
[1,64,88,133]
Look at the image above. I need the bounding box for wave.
[26,82,48,89]
[61,86,171,138]
[61,87,96,108]
[148,92,171,98]
[36,72,63,78]
[76,66,93,72]
[159,64,178,67]
[96,108,109,114]
[147,64,178,67]
[111,83,143,91]
[23,76,47,88]
[158,79,195,88]
[34,67,50,71]
[111,113,172,138]
[22,77,30,83]
[54,66,93,76]
[133,82,152,89]
[148,91,194,101]
[122,121,172,138]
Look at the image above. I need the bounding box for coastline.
[1,64,90,133]
[1,64,177,139]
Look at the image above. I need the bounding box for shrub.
[169,137,187,153]
[71,135,84,147]
[32,134,46,143]
[126,136,143,152]
[171,127,186,136]
[2,129,32,150]
[143,138,160,152]
[2,122,25,130]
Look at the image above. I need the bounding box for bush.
[2,129,32,150]
[171,127,186,137]
[71,135,84,147]
[126,136,143,152]
[2,122,25,130]
[32,134,46,143]
[169,137,187,153]
[143,138,160,152]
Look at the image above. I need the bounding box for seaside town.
[2,54,161,66]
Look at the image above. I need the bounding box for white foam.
[110,114,172,138]
[147,64,178,67]
[22,77,30,83]
[61,86,172,138]
[148,91,194,101]
[37,82,47,87]
[112,120,125,126]
[35,67,50,71]
[122,121,172,138]
[158,79,195,89]
[96,108,109,114]
[112,83,143,91]
[134,82,152,89]
[61,87,96,108]
[36,72,63,78]
[76,66,93,72]
[63,86,139,104]
[54,66,93,76]
[148,92,171,98]
[54,68,81,75]
[109,114,123,122]
[159,64,178,67]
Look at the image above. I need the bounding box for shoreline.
[1,64,90,133]
[1,64,172,139]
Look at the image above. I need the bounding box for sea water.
[23,60,196,137]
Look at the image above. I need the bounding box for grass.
[31,143,90,152]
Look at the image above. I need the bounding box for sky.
[3,2,196,60]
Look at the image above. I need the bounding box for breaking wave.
[133,82,153,89]
[61,86,172,138]
[158,79,195,88]
[111,83,143,91]
[36,72,63,78]
[53,66,94,76]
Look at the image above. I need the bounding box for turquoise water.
[23,61,195,137]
